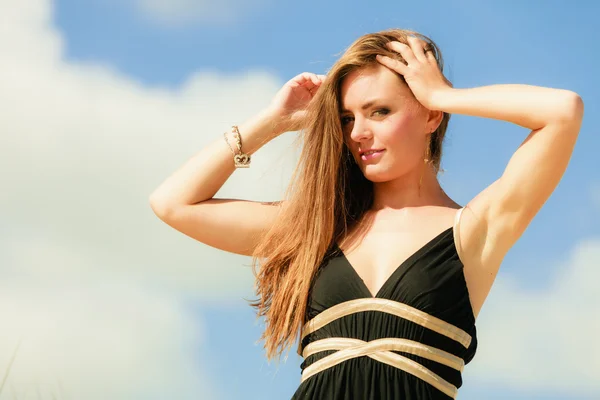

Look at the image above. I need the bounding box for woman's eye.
[340,116,354,126]
[373,108,390,116]
[340,109,387,126]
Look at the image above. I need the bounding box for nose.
[349,118,373,143]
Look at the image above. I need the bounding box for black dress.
[291,207,477,400]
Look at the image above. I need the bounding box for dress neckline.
[335,226,455,298]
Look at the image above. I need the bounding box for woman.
[149,29,583,399]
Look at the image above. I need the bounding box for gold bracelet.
[223,125,251,168]
[223,131,237,155]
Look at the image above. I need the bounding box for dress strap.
[302,337,465,371]
[453,206,466,258]
[300,337,461,398]
[300,298,472,348]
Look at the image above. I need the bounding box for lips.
[360,149,385,161]
[359,149,384,156]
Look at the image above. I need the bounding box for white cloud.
[0,0,296,398]
[0,249,216,400]
[134,0,272,27]
[465,237,600,395]
[0,0,296,301]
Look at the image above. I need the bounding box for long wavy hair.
[249,28,452,362]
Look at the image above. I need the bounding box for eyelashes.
[373,108,390,117]
[340,116,353,126]
[340,108,390,126]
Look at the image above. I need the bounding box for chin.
[361,168,396,183]
[361,160,414,183]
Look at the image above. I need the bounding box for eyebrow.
[340,99,382,114]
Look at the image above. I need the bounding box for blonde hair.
[249,28,452,362]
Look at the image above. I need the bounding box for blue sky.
[1,0,598,399]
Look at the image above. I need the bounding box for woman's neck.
[370,166,455,211]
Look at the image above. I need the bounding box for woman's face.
[339,63,428,182]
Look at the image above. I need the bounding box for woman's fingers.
[406,35,429,63]
[292,72,326,87]
[293,72,316,85]
[285,72,327,99]
[376,54,408,76]
[386,41,417,66]
[299,73,327,97]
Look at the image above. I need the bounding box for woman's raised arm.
[149,72,326,256]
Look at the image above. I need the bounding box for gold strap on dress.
[453,206,465,262]
[302,337,464,371]
[300,298,472,348]
[297,298,473,398]
[301,337,461,398]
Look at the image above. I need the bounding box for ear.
[425,109,444,133]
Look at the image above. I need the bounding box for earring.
[424,137,432,163]
[418,131,432,196]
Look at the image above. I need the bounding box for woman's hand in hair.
[267,72,326,133]
[376,36,452,111]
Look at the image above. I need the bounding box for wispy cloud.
[0,248,216,399]
[466,237,600,395]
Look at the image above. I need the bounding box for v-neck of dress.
[335,226,454,298]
